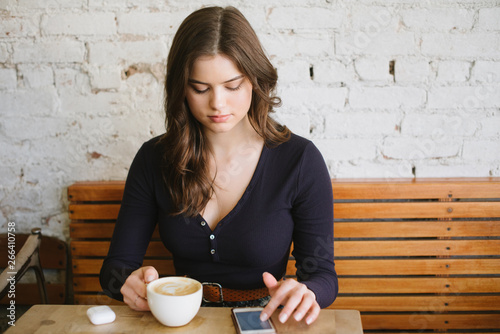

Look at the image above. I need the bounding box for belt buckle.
[202,282,223,304]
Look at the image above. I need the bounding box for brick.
[118,11,187,35]
[354,57,394,82]
[421,33,500,58]
[336,32,416,56]
[124,72,163,111]
[280,85,347,109]
[314,61,354,84]
[325,111,399,136]
[382,136,461,159]
[0,16,38,37]
[0,43,9,62]
[268,7,346,30]
[394,58,430,83]
[471,61,500,83]
[0,0,16,10]
[0,140,31,167]
[87,65,122,90]
[436,61,471,83]
[314,138,377,161]
[276,60,311,83]
[89,41,167,65]
[54,68,92,93]
[239,7,268,33]
[0,68,17,90]
[401,8,474,31]
[416,163,492,178]
[349,86,425,109]
[60,91,126,117]
[477,7,500,31]
[89,0,166,8]
[335,161,414,179]
[351,5,399,32]
[18,0,86,8]
[0,167,19,188]
[260,32,334,59]
[0,88,58,117]
[1,116,69,140]
[274,111,310,138]
[13,40,85,63]
[401,113,477,137]
[41,13,116,36]
[18,65,54,88]
[428,86,500,109]
[463,140,500,161]
[478,116,500,137]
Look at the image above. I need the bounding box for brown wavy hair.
[160,6,290,216]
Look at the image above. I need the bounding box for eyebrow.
[188,75,244,85]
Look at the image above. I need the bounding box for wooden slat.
[335,220,500,238]
[73,276,102,292]
[339,277,500,294]
[334,202,500,219]
[67,181,125,202]
[335,239,500,257]
[68,178,500,201]
[70,223,161,239]
[74,276,500,294]
[0,284,65,305]
[359,313,500,330]
[72,259,175,275]
[332,295,500,312]
[287,259,500,276]
[332,177,500,199]
[70,222,116,239]
[73,293,125,306]
[71,241,171,257]
[0,235,67,269]
[69,204,120,220]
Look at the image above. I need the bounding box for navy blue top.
[100,133,338,308]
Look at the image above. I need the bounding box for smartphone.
[231,307,277,334]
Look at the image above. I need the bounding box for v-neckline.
[199,144,268,232]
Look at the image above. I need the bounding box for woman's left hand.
[260,272,320,325]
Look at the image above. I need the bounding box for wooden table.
[5,305,363,333]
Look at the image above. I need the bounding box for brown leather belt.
[202,282,269,303]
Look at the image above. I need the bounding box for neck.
[205,117,263,157]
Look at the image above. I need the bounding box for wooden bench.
[68,178,500,333]
[0,232,67,305]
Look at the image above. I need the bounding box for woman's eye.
[192,86,209,94]
[227,84,242,91]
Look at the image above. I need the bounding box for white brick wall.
[0,1,499,241]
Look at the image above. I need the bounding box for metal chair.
[0,227,48,303]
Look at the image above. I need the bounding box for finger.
[133,294,150,311]
[278,283,309,323]
[305,302,321,325]
[260,280,295,322]
[262,272,278,290]
[293,291,316,321]
[142,266,159,284]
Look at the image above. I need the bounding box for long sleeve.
[99,142,159,301]
[291,142,338,308]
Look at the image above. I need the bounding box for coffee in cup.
[147,277,202,327]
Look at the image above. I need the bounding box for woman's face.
[185,54,253,136]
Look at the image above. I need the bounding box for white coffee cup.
[147,276,202,327]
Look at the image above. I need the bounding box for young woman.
[100,6,337,325]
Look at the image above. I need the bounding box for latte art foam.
[153,280,200,296]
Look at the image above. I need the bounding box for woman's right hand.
[120,266,159,311]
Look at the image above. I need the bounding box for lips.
[208,115,231,123]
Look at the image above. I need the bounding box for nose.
[209,87,226,110]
